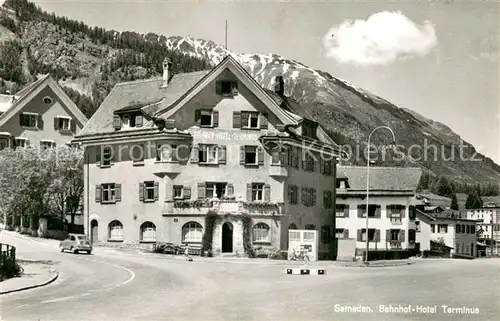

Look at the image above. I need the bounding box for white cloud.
[323,11,438,66]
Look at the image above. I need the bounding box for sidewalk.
[109,247,416,267]
[0,260,59,295]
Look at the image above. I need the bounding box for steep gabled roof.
[155,55,299,126]
[0,74,88,129]
[78,70,211,136]
[338,166,422,192]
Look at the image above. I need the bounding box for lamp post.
[364,126,396,263]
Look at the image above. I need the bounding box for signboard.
[288,229,319,261]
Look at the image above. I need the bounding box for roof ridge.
[116,77,162,87]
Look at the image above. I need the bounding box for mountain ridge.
[1,0,499,187]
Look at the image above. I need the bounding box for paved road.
[1,232,499,321]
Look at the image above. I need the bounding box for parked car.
[60,234,92,254]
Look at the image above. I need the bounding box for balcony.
[163,198,284,216]
[269,165,288,177]
[153,161,182,175]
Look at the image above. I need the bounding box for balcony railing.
[163,198,284,216]
[154,161,182,174]
[269,165,288,177]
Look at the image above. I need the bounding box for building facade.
[0,74,88,149]
[74,55,343,258]
[334,166,422,255]
[467,204,500,255]
[416,209,477,257]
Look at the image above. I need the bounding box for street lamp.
[364,126,396,263]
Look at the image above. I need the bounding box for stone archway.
[221,222,233,253]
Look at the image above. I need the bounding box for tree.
[465,190,483,209]
[450,193,459,210]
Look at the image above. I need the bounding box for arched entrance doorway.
[222,222,233,253]
[90,220,98,244]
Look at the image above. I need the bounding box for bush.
[364,249,420,261]
[269,250,288,260]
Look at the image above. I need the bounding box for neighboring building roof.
[416,191,452,207]
[337,166,422,192]
[0,74,88,129]
[0,94,16,113]
[482,196,500,207]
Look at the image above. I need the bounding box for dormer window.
[122,114,142,128]
[302,121,318,139]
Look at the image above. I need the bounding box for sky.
[28,0,500,164]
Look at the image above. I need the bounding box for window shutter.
[139,183,144,201]
[191,145,199,163]
[399,230,405,242]
[401,206,406,218]
[344,205,350,218]
[71,119,77,133]
[323,191,328,209]
[343,229,349,239]
[215,81,222,95]
[233,111,241,128]
[246,183,252,201]
[241,112,249,128]
[264,184,271,202]
[281,148,289,166]
[375,230,380,242]
[95,185,102,203]
[54,117,59,130]
[227,184,234,196]
[38,115,44,129]
[19,114,23,126]
[218,145,226,164]
[183,187,191,199]
[197,182,206,199]
[257,147,264,165]
[96,147,101,165]
[288,186,293,203]
[386,229,390,242]
[239,146,246,165]
[386,205,392,218]
[113,114,122,130]
[115,184,122,202]
[357,229,362,241]
[213,111,219,127]
[320,160,324,174]
[409,205,416,220]
[375,206,381,218]
[312,189,316,206]
[135,115,143,127]
[195,109,201,126]
[260,113,268,129]
[301,187,307,206]
[154,181,159,201]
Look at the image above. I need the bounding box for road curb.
[0,270,59,295]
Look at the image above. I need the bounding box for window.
[219,80,236,95]
[253,223,270,243]
[174,185,183,199]
[305,224,316,230]
[157,144,178,162]
[57,117,71,130]
[288,185,298,204]
[323,191,333,208]
[144,181,155,201]
[389,206,402,224]
[359,204,379,218]
[408,229,416,243]
[40,140,56,150]
[252,183,264,201]
[140,222,156,242]
[271,147,288,165]
[20,113,37,127]
[301,187,316,207]
[431,224,435,233]
[415,221,421,232]
[336,205,347,217]
[206,182,227,199]
[102,147,113,166]
[322,160,332,175]
[108,220,123,241]
[245,146,257,165]
[182,222,203,243]
[335,229,345,239]
[303,154,316,172]
[438,224,448,234]
[302,121,317,139]
[361,229,377,242]
[122,114,138,128]
[242,111,259,129]
[200,110,213,127]
[471,225,476,234]
[390,229,401,242]
[455,224,461,233]
[102,183,116,203]
[0,139,8,150]
[14,138,27,148]
[198,145,218,164]
[43,96,53,105]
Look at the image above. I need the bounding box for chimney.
[162,57,172,88]
[274,76,284,96]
